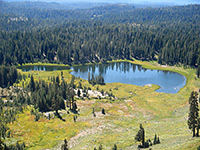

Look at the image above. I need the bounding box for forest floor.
[5,60,200,150]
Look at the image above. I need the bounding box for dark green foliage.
[102,108,105,115]
[77,89,81,97]
[52,86,60,114]
[29,75,35,92]
[197,145,200,150]
[0,3,200,71]
[157,137,160,144]
[143,141,149,148]
[73,116,77,122]
[0,66,20,88]
[112,144,117,150]
[153,134,157,145]
[30,109,41,122]
[48,113,51,120]
[101,89,104,96]
[27,75,78,113]
[135,124,145,146]
[188,91,199,137]
[71,101,78,113]
[197,118,200,137]
[92,107,96,117]
[148,139,152,146]
[78,81,82,89]
[61,139,68,150]
[197,67,200,78]
[153,134,160,145]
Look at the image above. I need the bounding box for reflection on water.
[71,62,186,94]
[18,65,70,72]
[18,62,186,94]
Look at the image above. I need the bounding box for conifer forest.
[1,0,200,149]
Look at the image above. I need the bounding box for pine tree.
[52,86,60,115]
[188,91,199,137]
[77,89,81,97]
[157,137,160,144]
[112,144,117,150]
[56,76,60,86]
[102,108,105,115]
[61,139,68,150]
[153,134,157,145]
[29,75,35,92]
[197,66,200,78]
[135,124,145,146]
[92,107,96,117]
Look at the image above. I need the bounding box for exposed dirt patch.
[68,123,114,148]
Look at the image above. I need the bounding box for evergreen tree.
[92,107,96,117]
[52,86,60,114]
[197,66,200,78]
[77,89,81,97]
[157,137,160,144]
[197,145,200,150]
[56,76,60,85]
[153,134,157,145]
[135,124,145,146]
[112,144,117,150]
[188,91,199,137]
[102,108,105,115]
[29,75,35,92]
[61,139,68,150]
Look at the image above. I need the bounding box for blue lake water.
[19,62,186,94]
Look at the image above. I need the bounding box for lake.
[19,62,186,94]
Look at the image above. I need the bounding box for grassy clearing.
[5,60,200,150]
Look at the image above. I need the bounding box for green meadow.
[5,60,200,150]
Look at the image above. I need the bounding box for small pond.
[19,62,186,94]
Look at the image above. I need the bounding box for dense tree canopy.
[0,66,21,88]
[0,2,200,70]
[0,22,200,69]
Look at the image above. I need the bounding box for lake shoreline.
[18,60,187,94]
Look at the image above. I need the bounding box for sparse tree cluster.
[27,75,78,114]
[135,124,160,149]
